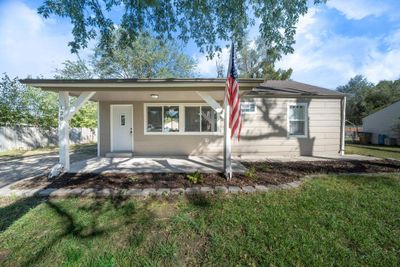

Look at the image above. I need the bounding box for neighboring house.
[362,100,400,145]
[21,79,345,170]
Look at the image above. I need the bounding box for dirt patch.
[11,160,400,190]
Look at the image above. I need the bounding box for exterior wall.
[99,97,342,157]
[362,101,400,144]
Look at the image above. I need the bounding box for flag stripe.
[225,43,242,141]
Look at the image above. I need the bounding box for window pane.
[289,121,305,136]
[164,106,179,132]
[289,105,305,120]
[185,107,200,132]
[147,107,162,132]
[201,106,218,132]
[120,115,126,126]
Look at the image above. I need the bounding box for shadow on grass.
[0,194,156,266]
[0,197,45,233]
[186,193,212,208]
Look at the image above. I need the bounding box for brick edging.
[0,180,306,198]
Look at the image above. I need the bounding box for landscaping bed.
[11,159,400,190]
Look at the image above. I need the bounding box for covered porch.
[20,78,263,175]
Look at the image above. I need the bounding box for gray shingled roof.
[250,80,343,97]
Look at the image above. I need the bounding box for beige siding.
[99,97,342,157]
[362,101,400,144]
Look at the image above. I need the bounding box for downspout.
[340,96,347,156]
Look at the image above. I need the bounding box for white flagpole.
[224,43,233,180]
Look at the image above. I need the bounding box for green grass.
[346,143,400,160]
[0,143,96,158]
[1,174,399,266]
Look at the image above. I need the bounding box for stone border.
[0,180,306,198]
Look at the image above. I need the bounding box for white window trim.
[241,101,257,114]
[144,103,222,135]
[287,103,308,138]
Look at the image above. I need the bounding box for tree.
[54,57,94,79]
[237,38,292,80]
[0,73,58,128]
[337,75,374,125]
[37,0,326,59]
[92,33,196,78]
[337,75,400,126]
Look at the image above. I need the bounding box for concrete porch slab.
[69,156,247,174]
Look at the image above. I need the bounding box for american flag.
[225,43,242,140]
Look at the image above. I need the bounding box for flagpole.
[224,42,234,180]
[224,97,232,179]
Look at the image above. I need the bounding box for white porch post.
[340,96,347,156]
[59,91,70,171]
[223,99,232,179]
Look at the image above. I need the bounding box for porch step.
[105,152,133,158]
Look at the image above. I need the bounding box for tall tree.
[93,33,196,78]
[237,38,292,80]
[38,0,326,59]
[337,75,374,125]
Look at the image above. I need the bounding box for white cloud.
[194,47,230,78]
[0,0,88,78]
[327,0,392,20]
[276,7,400,89]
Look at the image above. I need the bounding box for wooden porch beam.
[65,91,96,121]
[196,91,224,118]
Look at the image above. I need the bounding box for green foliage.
[244,164,257,180]
[337,75,400,125]
[0,73,96,128]
[237,37,292,80]
[0,74,58,128]
[37,0,326,59]
[54,57,94,79]
[93,32,197,78]
[186,171,203,184]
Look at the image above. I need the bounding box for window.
[184,106,218,132]
[288,103,308,137]
[241,101,256,113]
[145,104,220,134]
[120,115,126,126]
[185,107,200,132]
[164,106,179,132]
[147,106,162,132]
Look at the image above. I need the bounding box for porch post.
[340,96,347,156]
[59,91,70,171]
[224,99,232,179]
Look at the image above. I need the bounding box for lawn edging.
[0,180,305,198]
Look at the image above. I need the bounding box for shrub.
[186,171,203,184]
[244,165,257,180]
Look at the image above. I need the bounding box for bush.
[244,165,257,180]
[186,171,203,184]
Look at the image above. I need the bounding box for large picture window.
[288,103,308,137]
[145,104,220,134]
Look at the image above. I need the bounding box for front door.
[111,105,133,152]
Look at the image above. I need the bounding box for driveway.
[0,145,96,189]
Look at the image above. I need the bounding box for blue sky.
[1,0,400,89]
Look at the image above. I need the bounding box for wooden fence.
[0,126,97,152]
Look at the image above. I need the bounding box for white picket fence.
[0,126,97,152]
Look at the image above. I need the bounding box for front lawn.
[1,174,399,266]
[346,143,400,160]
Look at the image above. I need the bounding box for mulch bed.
[11,159,400,190]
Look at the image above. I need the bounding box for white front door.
[111,105,133,152]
